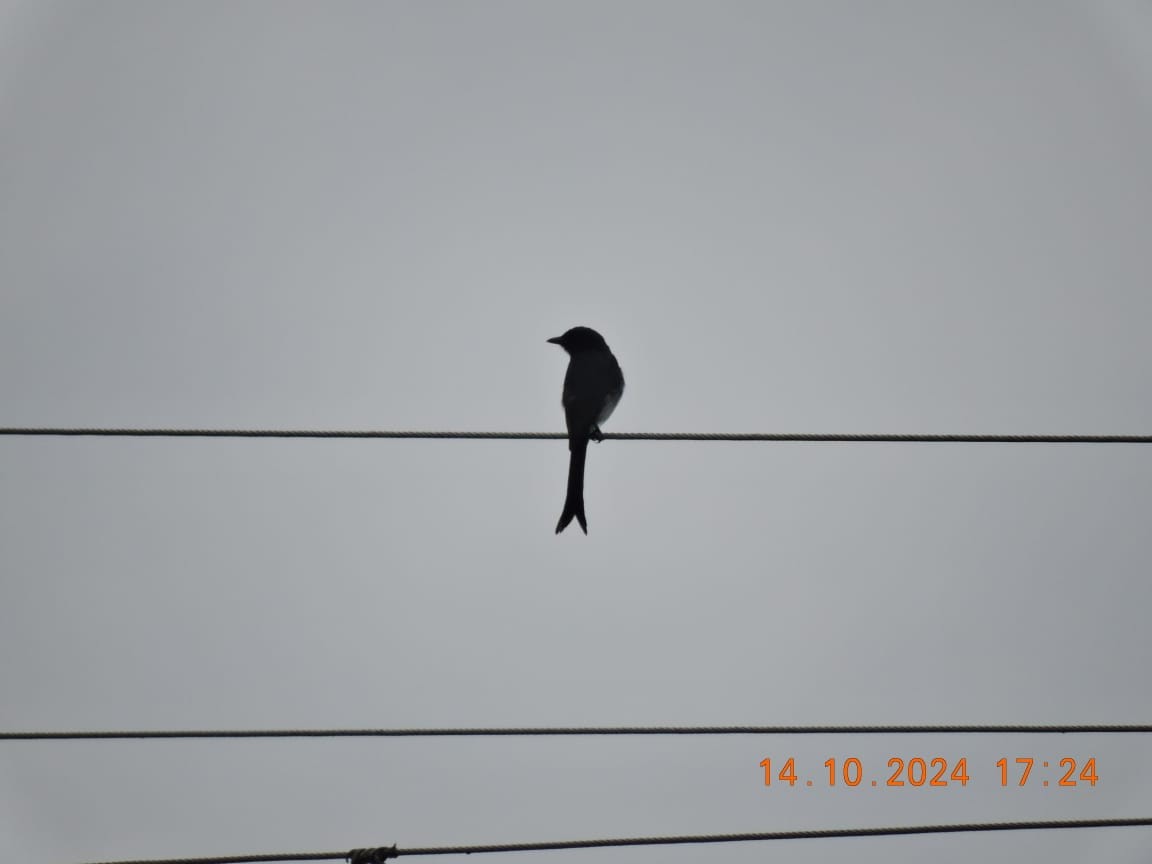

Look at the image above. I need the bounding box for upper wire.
[1,428,1151,442]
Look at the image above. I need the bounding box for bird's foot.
[591,425,604,443]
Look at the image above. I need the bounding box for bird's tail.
[556,437,588,534]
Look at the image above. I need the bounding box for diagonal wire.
[71,817,1152,864]
[5,723,1152,740]
[1,428,1151,443]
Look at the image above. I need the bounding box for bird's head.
[547,326,609,354]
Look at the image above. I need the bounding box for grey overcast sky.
[2,2,1152,863]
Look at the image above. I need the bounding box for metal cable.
[2,428,1151,442]
[72,817,1152,864]
[5,724,1152,740]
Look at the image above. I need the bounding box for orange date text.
[758,756,1099,789]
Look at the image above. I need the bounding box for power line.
[5,723,1152,740]
[72,817,1152,864]
[1,427,1151,443]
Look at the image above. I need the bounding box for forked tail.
[555,437,588,534]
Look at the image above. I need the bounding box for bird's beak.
[546,336,562,345]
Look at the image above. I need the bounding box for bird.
[547,326,625,534]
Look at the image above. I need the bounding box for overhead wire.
[1,427,1151,443]
[4,723,1152,740]
[71,817,1152,864]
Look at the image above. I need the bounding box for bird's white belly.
[597,390,621,425]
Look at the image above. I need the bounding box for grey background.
[2,2,1151,862]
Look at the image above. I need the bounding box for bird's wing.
[562,351,623,436]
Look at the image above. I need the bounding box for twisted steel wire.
[72,817,1152,864]
[2,428,1151,442]
[6,723,1152,740]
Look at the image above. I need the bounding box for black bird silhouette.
[547,327,625,534]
